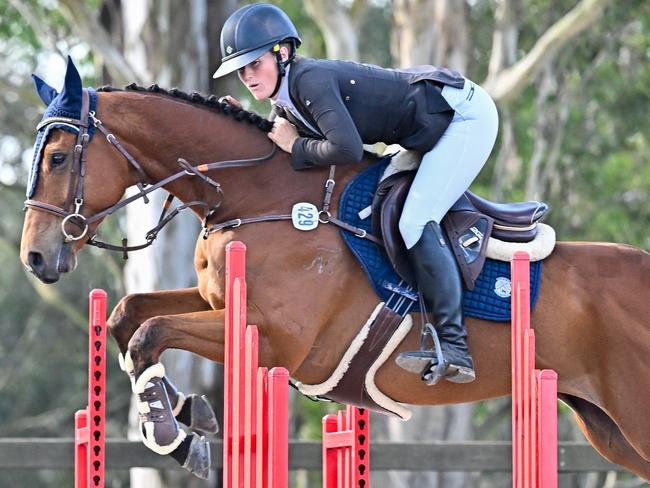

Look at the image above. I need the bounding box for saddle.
[371,171,549,290]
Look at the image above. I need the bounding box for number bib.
[291,202,319,231]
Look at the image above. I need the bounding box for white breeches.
[399,80,499,249]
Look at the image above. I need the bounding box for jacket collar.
[271,60,321,136]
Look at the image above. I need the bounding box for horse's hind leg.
[560,394,650,482]
[107,288,218,435]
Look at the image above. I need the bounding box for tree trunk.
[391,0,468,70]
[483,0,612,103]
[304,0,359,61]
[486,0,612,199]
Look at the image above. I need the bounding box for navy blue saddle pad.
[338,157,542,322]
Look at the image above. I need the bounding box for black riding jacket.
[281,56,465,170]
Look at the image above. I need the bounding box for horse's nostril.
[28,251,44,272]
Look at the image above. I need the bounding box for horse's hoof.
[395,351,437,374]
[444,365,476,384]
[189,394,219,434]
[182,433,211,479]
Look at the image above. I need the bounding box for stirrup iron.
[395,322,446,378]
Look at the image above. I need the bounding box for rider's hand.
[218,95,242,108]
[268,117,299,153]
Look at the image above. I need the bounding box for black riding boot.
[396,221,475,385]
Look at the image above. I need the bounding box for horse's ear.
[59,55,83,113]
[31,74,58,106]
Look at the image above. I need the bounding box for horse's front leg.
[107,288,218,440]
[126,309,226,479]
[107,287,212,353]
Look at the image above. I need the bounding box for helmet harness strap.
[269,41,296,99]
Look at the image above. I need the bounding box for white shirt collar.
[270,64,320,134]
[271,64,292,108]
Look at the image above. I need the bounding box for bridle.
[24,88,277,258]
[25,88,381,260]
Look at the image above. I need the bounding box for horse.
[20,59,650,480]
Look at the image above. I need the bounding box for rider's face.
[238,52,279,100]
[237,47,289,101]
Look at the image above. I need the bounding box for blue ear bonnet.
[27,57,97,198]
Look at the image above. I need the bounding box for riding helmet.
[213,3,302,79]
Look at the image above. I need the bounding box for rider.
[213,3,499,385]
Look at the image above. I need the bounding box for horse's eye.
[50,152,67,167]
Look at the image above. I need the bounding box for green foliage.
[356,4,392,67]
[0,0,72,51]
[272,0,327,58]
[466,1,650,251]
[293,394,345,440]
[0,2,38,48]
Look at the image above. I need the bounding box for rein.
[25,88,381,258]
[24,88,278,257]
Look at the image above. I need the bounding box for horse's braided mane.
[97,83,273,133]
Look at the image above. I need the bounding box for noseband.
[24,88,277,257]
